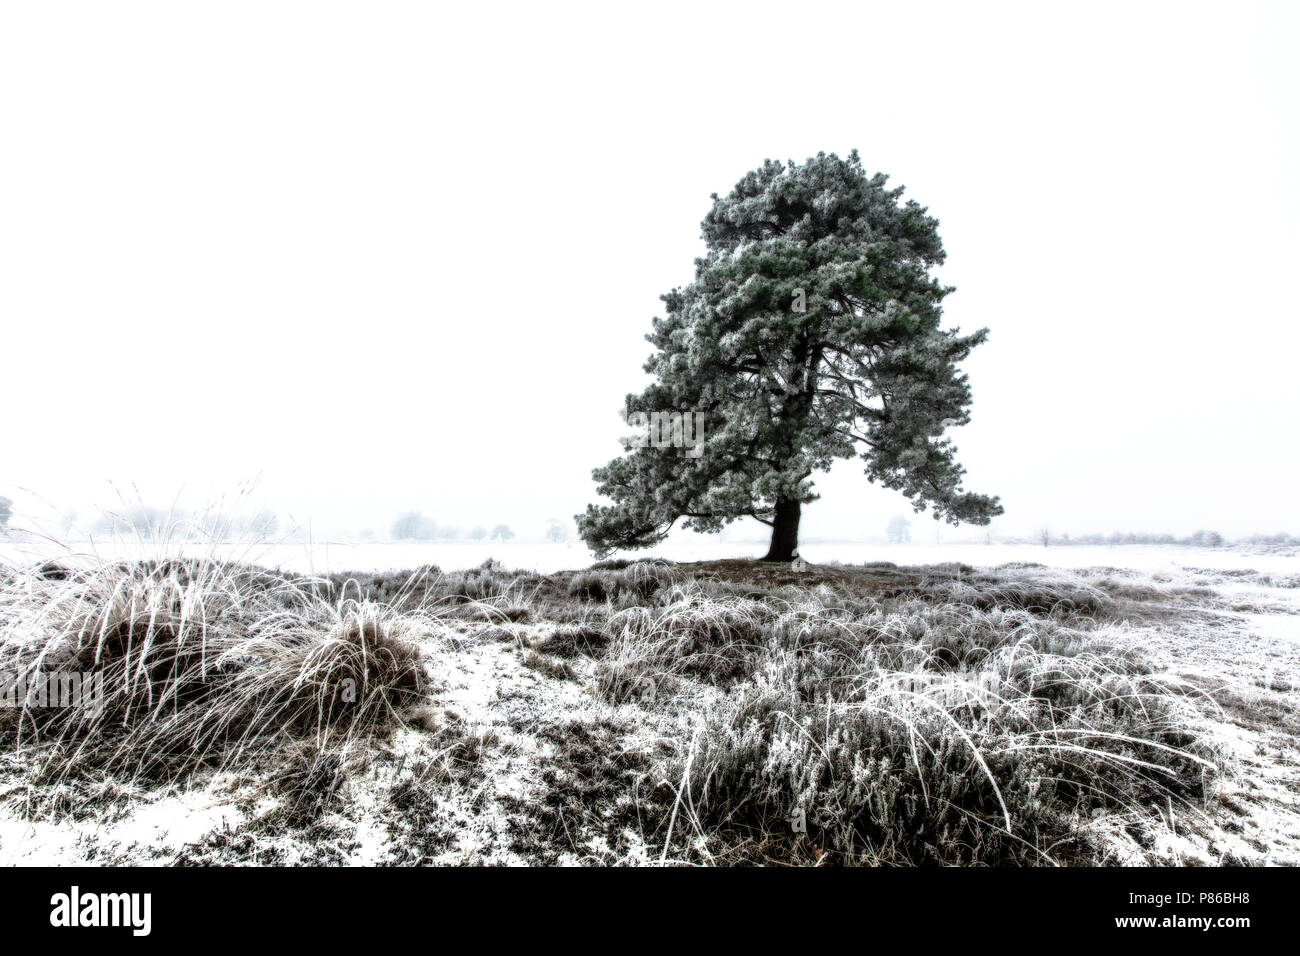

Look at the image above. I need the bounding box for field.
[0,542,1297,866]
[6,538,1297,577]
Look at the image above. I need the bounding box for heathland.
[1,549,1296,865]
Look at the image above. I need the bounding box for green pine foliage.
[579,152,1001,559]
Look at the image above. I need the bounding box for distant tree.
[247,511,278,540]
[468,526,487,541]
[490,525,515,542]
[96,506,169,536]
[140,507,171,534]
[1190,529,1224,548]
[546,520,570,543]
[60,509,78,537]
[391,511,437,540]
[0,496,12,533]
[197,511,229,540]
[577,152,1001,561]
[391,512,417,540]
[886,514,911,544]
[1038,527,1050,548]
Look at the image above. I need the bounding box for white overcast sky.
[2,1,1297,541]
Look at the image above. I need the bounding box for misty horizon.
[4,2,1298,547]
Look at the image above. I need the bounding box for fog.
[2,1,1297,545]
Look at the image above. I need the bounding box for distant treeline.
[390,511,515,542]
[1,501,572,545]
[0,506,285,542]
[90,507,282,541]
[390,511,572,543]
[1022,530,1299,548]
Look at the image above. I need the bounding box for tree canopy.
[578,151,1001,561]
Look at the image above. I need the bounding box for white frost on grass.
[5,538,1300,576]
[0,782,248,866]
[2,553,1299,865]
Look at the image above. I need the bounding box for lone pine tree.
[578,151,1001,562]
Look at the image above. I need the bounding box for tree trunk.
[762,498,801,562]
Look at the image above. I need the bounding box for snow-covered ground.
[2,541,1297,865]
[5,536,1297,652]
[3,537,1297,577]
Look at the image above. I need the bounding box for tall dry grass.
[0,547,1226,866]
[0,555,434,783]
[596,578,1218,865]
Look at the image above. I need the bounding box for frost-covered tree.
[578,151,1001,561]
[95,506,170,537]
[886,514,912,544]
[391,511,436,541]
[1189,529,1224,548]
[247,510,278,540]
[489,525,515,542]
